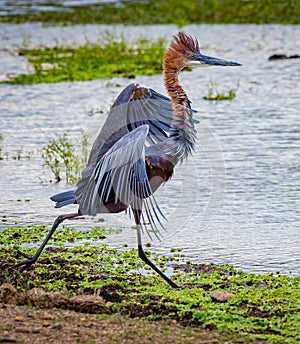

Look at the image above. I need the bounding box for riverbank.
[0,224,299,343]
[0,0,299,25]
[0,301,262,344]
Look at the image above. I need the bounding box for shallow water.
[0,24,299,276]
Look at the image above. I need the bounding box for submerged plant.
[203,80,239,101]
[41,131,88,183]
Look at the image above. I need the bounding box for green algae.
[3,36,166,85]
[42,132,88,183]
[0,224,299,343]
[203,80,238,101]
[0,0,299,25]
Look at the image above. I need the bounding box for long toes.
[20,264,31,273]
[16,250,32,260]
[14,259,36,272]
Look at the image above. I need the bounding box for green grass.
[0,0,299,25]
[1,224,299,343]
[203,80,238,101]
[3,36,166,85]
[41,131,88,183]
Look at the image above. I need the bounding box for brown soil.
[0,284,262,344]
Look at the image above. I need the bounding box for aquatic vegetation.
[0,134,35,161]
[0,149,33,161]
[11,149,33,160]
[0,0,299,25]
[3,36,166,85]
[41,132,88,183]
[203,80,238,101]
[0,224,122,247]
[0,224,299,343]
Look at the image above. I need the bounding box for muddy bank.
[0,304,262,344]
[0,243,299,344]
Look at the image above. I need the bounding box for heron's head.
[163,32,241,72]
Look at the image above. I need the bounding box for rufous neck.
[163,66,188,106]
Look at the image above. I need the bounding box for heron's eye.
[189,53,197,60]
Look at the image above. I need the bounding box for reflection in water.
[0,24,299,276]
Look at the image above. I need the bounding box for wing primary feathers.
[142,212,155,240]
[141,211,153,240]
[72,119,168,235]
[146,195,167,232]
[143,198,161,241]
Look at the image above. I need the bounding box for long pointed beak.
[188,53,242,67]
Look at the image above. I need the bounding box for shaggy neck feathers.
[162,32,197,160]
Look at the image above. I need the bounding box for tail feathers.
[50,190,77,208]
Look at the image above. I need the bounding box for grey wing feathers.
[50,190,76,208]
[85,83,175,168]
[76,125,146,214]
[94,83,198,160]
[52,83,198,236]
[75,125,164,237]
[75,83,176,216]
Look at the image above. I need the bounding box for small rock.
[87,332,97,338]
[15,327,30,333]
[32,327,40,333]
[210,290,234,302]
[14,316,24,322]
[106,301,113,308]
[269,54,300,60]
[42,313,55,320]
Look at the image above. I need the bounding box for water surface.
[0,24,299,276]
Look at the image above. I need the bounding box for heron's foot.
[169,280,180,289]
[15,258,37,273]
[15,249,32,260]
[14,252,37,273]
[138,245,180,289]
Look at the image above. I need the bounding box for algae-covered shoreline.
[0,0,299,25]
[2,36,167,85]
[0,224,299,343]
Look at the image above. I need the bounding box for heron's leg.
[136,224,179,289]
[15,212,80,272]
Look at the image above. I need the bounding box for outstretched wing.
[75,83,175,210]
[86,83,176,168]
[76,125,164,237]
[77,82,197,196]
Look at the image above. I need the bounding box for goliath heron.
[16,32,241,288]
